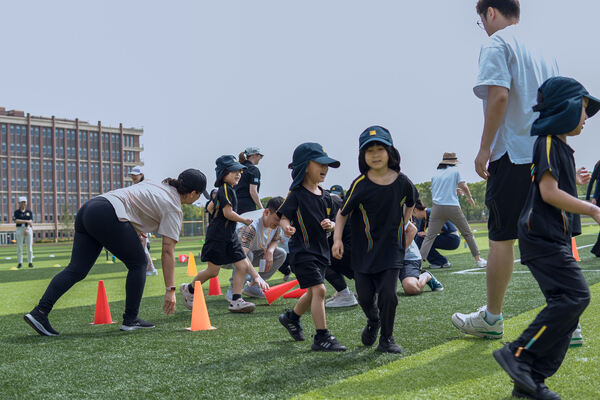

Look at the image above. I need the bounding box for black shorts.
[201,238,246,266]
[399,259,422,281]
[486,153,532,241]
[292,260,327,289]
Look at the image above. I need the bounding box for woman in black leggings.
[587,160,600,256]
[24,169,207,336]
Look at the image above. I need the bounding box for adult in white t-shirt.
[419,153,486,268]
[452,0,559,340]
[24,169,207,337]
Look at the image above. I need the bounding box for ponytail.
[239,151,247,163]
[163,177,187,195]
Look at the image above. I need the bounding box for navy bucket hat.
[214,155,246,186]
[531,77,600,136]
[289,143,340,190]
[359,126,393,149]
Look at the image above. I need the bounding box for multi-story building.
[0,107,143,242]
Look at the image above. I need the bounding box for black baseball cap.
[215,155,246,186]
[359,126,393,149]
[289,142,340,190]
[531,76,600,136]
[179,169,207,194]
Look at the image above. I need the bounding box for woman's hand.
[163,291,176,315]
[576,167,591,186]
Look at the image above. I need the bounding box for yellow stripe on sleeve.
[546,135,552,172]
[224,183,230,203]
[342,175,365,211]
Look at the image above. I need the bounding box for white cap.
[18,196,27,203]
[130,166,143,175]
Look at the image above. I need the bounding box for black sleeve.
[533,136,561,184]
[277,191,298,220]
[326,192,339,221]
[404,176,417,208]
[217,185,233,208]
[340,175,365,216]
[13,210,17,222]
[586,160,600,200]
[245,165,260,186]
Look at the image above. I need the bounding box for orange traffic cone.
[572,237,580,262]
[283,287,307,299]
[208,276,222,296]
[90,280,116,325]
[263,279,299,304]
[187,253,198,277]
[187,281,216,331]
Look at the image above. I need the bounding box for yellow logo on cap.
[233,157,237,162]
[369,130,377,136]
[322,146,326,153]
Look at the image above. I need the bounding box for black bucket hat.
[214,155,246,186]
[531,76,600,136]
[288,143,340,190]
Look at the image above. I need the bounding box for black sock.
[288,310,301,321]
[188,283,194,294]
[316,329,329,337]
[232,294,242,301]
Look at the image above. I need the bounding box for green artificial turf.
[1,226,599,399]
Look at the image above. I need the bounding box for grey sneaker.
[228,298,255,313]
[325,291,358,308]
[120,318,155,331]
[24,308,59,336]
[145,268,158,276]
[180,283,194,310]
[242,283,265,298]
[225,287,233,302]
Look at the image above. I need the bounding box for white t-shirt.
[236,210,281,252]
[405,240,421,261]
[474,24,559,164]
[101,181,183,241]
[431,167,462,206]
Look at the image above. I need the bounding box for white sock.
[485,309,502,324]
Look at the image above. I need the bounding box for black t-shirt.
[206,183,238,242]
[277,186,337,265]
[518,135,581,262]
[235,161,261,213]
[328,194,352,251]
[341,172,417,274]
[14,209,33,227]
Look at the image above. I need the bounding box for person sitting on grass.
[492,77,600,400]
[180,155,269,314]
[400,221,443,295]
[277,142,347,352]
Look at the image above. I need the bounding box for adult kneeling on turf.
[24,169,207,336]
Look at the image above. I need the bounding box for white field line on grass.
[453,244,597,275]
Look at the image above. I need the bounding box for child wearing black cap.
[180,155,269,314]
[332,126,417,353]
[277,142,347,352]
[492,77,600,400]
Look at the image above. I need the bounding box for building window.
[1,124,6,155]
[79,131,88,159]
[31,126,40,156]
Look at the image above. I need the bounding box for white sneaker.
[180,283,194,310]
[451,306,503,339]
[476,258,487,268]
[570,324,583,347]
[228,298,255,313]
[146,268,158,276]
[429,264,443,269]
[242,283,265,298]
[325,291,358,308]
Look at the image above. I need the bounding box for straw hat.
[440,152,459,165]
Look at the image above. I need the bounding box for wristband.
[404,222,411,231]
[165,286,176,292]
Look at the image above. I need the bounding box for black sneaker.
[28,263,34,268]
[376,336,403,354]
[361,321,380,346]
[279,310,305,341]
[17,263,22,269]
[120,318,155,331]
[312,333,347,352]
[512,383,561,400]
[24,308,59,336]
[493,344,537,394]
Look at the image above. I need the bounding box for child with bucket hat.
[332,126,418,353]
[180,155,269,314]
[491,77,600,399]
[277,142,347,351]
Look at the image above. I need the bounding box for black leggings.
[38,197,147,320]
[355,269,400,338]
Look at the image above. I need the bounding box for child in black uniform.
[333,126,417,353]
[277,142,346,352]
[493,77,600,400]
[180,155,269,314]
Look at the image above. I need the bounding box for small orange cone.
[283,287,307,298]
[187,253,197,277]
[263,279,299,304]
[90,280,116,325]
[208,276,222,296]
[187,281,215,331]
[572,237,580,262]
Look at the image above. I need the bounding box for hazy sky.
[2,1,599,198]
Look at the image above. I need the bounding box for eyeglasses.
[476,20,485,30]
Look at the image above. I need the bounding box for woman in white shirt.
[420,153,487,269]
[24,169,207,336]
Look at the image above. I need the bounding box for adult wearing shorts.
[452,0,559,339]
[24,169,207,336]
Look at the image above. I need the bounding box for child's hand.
[320,219,335,231]
[254,276,270,291]
[284,225,296,237]
[576,167,591,185]
[331,239,344,260]
[243,218,253,226]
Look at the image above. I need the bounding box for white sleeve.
[473,40,512,99]
[157,211,182,241]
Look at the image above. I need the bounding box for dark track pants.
[325,250,354,292]
[355,269,399,338]
[509,252,590,381]
[592,231,600,257]
[38,197,148,321]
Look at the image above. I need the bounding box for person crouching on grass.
[493,77,600,400]
[332,126,417,353]
[180,155,269,314]
[277,142,347,352]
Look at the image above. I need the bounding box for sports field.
[1,224,599,399]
